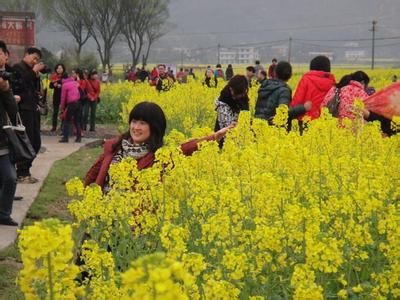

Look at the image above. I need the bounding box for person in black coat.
[0,40,19,226]
[12,47,45,184]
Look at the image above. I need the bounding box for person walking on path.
[59,74,82,143]
[49,63,66,132]
[82,70,101,132]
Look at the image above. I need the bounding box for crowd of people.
[0,40,103,226]
[1,35,398,226]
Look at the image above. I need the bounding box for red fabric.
[363,82,400,119]
[79,79,88,91]
[50,73,61,83]
[268,64,277,79]
[84,134,217,190]
[150,68,159,80]
[291,70,336,120]
[86,79,101,101]
[321,81,369,120]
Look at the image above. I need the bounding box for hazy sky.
[36,0,400,60]
[162,0,400,47]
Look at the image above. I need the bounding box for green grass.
[0,146,102,299]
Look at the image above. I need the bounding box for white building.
[345,50,366,61]
[219,47,260,64]
[219,48,236,64]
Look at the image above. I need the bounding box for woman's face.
[56,65,64,75]
[206,69,213,78]
[130,119,151,144]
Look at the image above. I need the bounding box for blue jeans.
[0,154,17,218]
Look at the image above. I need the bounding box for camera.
[37,61,52,74]
[0,70,12,81]
[40,65,52,74]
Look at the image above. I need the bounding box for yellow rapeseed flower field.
[18,68,400,299]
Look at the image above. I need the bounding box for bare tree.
[42,0,91,64]
[79,0,124,72]
[121,0,170,67]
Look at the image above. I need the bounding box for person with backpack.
[203,69,218,88]
[321,72,369,120]
[321,71,394,136]
[255,61,312,124]
[291,56,336,121]
[214,64,225,80]
[59,73,82,143]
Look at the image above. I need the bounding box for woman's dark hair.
[336,71,370,89]
[89,69,98,78]
[113,102,167,153]
[227,75,248,95]
[219,75,249,111]
[310,55,331,72]
[259,70,267,78]
[74,68,84,79]
[275,61,292,81]
[246,66,256,73]
[336,74,352,89]
[54,63,66,74]
[351,71,370,86]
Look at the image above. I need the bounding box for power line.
[165,22,370,37]
[293,35,400,42]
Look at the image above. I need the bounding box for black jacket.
[0,88,18,151]
[12,61,40,111]
[255,79,306,121]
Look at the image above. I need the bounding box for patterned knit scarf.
[111,139,149,164]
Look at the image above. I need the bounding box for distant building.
[219,47,260,64]
[219,48,236,64]
[345,50,366,61]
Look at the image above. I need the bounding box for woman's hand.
[304,101,312,111]
[214,123,236,141]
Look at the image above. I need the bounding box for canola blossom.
[18,70,400,299]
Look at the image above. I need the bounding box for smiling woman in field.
[84,101,233,192]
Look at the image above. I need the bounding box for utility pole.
[217,43,221,64]
[288,37,292,63]
[371,20,377,70]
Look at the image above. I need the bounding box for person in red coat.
[82,70,101,132]
[85,101,232,192]
[291,56,336,121]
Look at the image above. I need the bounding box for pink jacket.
[321,81,369,120]
[60,77,80,110]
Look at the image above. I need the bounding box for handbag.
[37,88,48,116]
[327,88,341,118]
[2,112,36,164]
